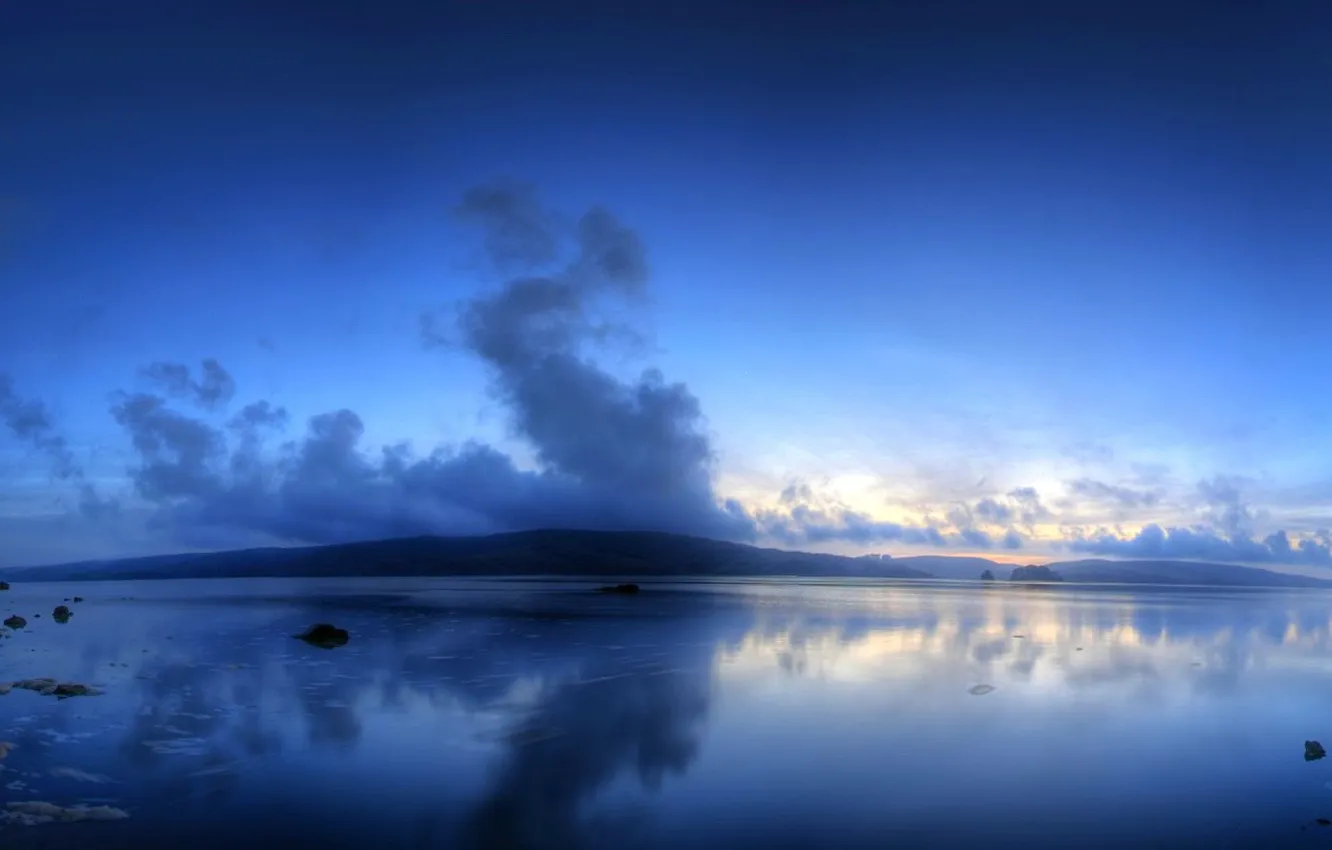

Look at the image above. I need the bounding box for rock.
[1308,741,1328,761]
[3,800,129,825]
[1319,818,1332,827]
[8,679,101,699]
[4,615,26,630]
[295,623,350,649]
[52,605,71,623]
[967,684,996,696]
[597,583,641,594]
[51,683,101,699]
[0,581,8,590]
[980,570,995,581]
[72,596,84,603]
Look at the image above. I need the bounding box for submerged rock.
[1308,741,1328,761]
[967,684,996,696]
[4,615,26,630]
[597,583,641,594]
[52,605,71,623]
[295,623,350,649]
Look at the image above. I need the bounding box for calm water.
[2,578,1332,848]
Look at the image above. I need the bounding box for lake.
[2,577,1332,848]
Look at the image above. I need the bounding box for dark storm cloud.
[96,182,754,547]
[0,373,115,518]
[1067,523,1332,566]
[1067,477,1160,509]
[455,179,562,272]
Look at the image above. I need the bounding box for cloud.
[0,374,80,480]
[1066,523,1332,566]
[1195,475,1261,540]
[946,489,1050,537]
[1066,477,1160,509]
[958,528,992,548]
[92,182,752,549]
[757,503,947,548]
[973,497,1015,524]
[0,374,115,518]
[1006,487,1053,526]
[141,359,236,410]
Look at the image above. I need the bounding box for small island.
[1009,565,1064,583]
[980,569,995,581]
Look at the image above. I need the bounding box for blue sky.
[3,1,1332,569]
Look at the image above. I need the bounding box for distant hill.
[893,556,1010,581]
[0,530,933,582]
[891,553,1332,588]
[1052,558,1332,588]
[3,530,1331,589]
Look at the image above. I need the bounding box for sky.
[2,0,1332,570]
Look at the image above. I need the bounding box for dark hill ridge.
[0,530,934,582]
[3,530,1331,589]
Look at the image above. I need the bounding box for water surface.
[2,578,1332,848]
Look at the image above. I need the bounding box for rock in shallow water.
[3,800,128,826]
[295,623,350,649]
[3,615,26,629]
[5,679,103,699]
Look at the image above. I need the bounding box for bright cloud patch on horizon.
[1,183,1331,571]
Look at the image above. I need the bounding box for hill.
[0,530,933,582]
[3,531,1331,589]
[1052,558,1332,588]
